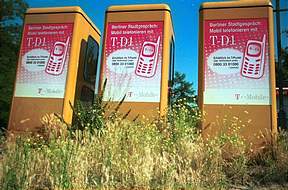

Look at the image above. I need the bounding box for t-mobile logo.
[127,92,133,97]
[235,94,240,100]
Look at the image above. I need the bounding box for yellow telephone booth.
[198,0,277,148]
[99,4,175,120]
[8,6,101,132]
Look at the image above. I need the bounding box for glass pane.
[84,36,99,84]
[169,39,175,84]
[80,86,94,105]
[281,12,288,48]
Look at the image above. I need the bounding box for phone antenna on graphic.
[156,36,160,46]
[65,37,70,46]
[262,34,266,48]
[261,34,266,64]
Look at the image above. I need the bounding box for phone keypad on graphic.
[136,57,154,75]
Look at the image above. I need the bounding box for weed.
[0,98,287,189]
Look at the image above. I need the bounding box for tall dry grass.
[0,100,287,189]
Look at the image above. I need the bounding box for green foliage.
[171,71,197,110]
[1,138,31,190]
[70,80,129,137]
[0,0,28,128]
[276,28,288,83]
[277,47,288,84]
[70,99,105,136]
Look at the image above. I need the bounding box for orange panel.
[99,4,174,121]
[8,7,101,132]
[198,0,277,149]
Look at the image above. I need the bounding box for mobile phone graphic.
[135,36,160,78]
[241,35,266,79]
[45,37,70,75]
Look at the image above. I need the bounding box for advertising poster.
[102,21,163,102]
[15,23,73,98]
[204,18,270,105]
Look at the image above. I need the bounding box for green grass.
[0,100,287,189]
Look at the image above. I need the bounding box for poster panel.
[204,18,270,105]
[15,23,73,98]
[103,21,163,102]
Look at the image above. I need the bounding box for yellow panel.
[99,4,174,121]
[8,6,101,131]
[201,0,272,9]
[198,1,277,149]
[26,6,100,35]
[107,4,171,12]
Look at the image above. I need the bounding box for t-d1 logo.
[209,35,236,46]
[26,37,47,47]
[111,37,133,47]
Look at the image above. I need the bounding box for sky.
[25,0,288,93]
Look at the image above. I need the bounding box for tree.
[278,47,288,84]
[276,29,288,84]
[171,71,197,109]
[282,30,288,82]
[0,0,28,128]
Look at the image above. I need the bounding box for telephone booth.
[99,4,175,121]
[8,6,101,131]
[198,0,277,148]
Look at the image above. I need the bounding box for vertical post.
[276,0,286,129]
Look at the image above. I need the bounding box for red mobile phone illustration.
[135,36,160,78]
[45,37,70,75]
[241,35,266,79]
